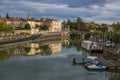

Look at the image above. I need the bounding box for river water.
[0,39,120,80]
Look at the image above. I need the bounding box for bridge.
[69,30,90,34]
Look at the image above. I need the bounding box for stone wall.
[14,30,31,35]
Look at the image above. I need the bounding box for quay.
[98,57,120,70]
[0,32,69,46]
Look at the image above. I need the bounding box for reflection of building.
[49,43,61,54]
[27,43,42,56]
[26,42,62,56]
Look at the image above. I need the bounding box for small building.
[108,26,114,32]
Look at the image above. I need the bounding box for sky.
[0,0,120,24]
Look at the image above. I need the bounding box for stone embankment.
[0,32,69,46]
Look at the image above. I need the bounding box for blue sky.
[0,0,120,24]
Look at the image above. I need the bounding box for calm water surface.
[0,40,120,80]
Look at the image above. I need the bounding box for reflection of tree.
[84,33,91,40]
[62,41,82,52]
[39,45,52,56]
[24,47,31,53]
[0,50,9,61]
[70,34,81,40]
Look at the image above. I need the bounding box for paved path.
[0,34,42,45]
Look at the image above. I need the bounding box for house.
[0,13,62,34]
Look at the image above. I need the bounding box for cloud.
[0,0,120,24]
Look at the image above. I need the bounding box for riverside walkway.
[0,34,42,45]
[0,32,69,46]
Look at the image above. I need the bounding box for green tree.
[0,21,6,31]
[111,22,120,32]
[0,21,14,36]
[41,25,49,30]
[35,24,40,28]
[6,13,10,19]
[76,17,86,31]
[0,21,13,32]
[24,23,31,30]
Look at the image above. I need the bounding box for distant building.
[0,12,61,34]
[108,26,114,32]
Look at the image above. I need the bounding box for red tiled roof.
[0,17,58,22]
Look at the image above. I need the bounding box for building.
[108,26,114,32]
[0,13,62,34]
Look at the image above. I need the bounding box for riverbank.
[0,32,69,46]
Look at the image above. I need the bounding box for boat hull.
[90,50,103,53]
[87,67,106,71]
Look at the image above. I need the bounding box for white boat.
[81,40,103,53]
[86,56,97,60]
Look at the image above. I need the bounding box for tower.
[27,11,30,20]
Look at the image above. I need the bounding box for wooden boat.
[81,40,103,53]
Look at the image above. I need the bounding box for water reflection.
[0,38,120,80]
[0,43,61,61]
[106,72,120,80]
[0,38,92,61]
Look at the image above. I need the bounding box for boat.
[71,58,90,65]
[85,63,106,71]
[81,40,103,53]
[86,56,98,60]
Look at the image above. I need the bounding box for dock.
[98,57,120,70]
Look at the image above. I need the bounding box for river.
[0,39,120,80]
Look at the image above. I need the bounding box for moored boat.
[85,63,106,71]
[81,40,103,53]
[71,58,90,65]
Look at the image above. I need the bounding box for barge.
[81,40,103,53]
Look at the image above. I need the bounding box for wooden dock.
[98,57,120,70]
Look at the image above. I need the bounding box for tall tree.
[76,17,86,31]
[111,22,120,32]
[6,13,10,19]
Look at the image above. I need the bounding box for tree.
[6,13,10,19]
[110,22,120,42]
[24,23,31,30]
[41,25,49,30]
[0,21,6,32]
[35,24,49,30]
[76,17,86,31]
[7,24,14,32]
[0,21,14,35]
[35,24,40,28]
[111,22,120,32]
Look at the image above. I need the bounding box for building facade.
[0,14,61,34]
